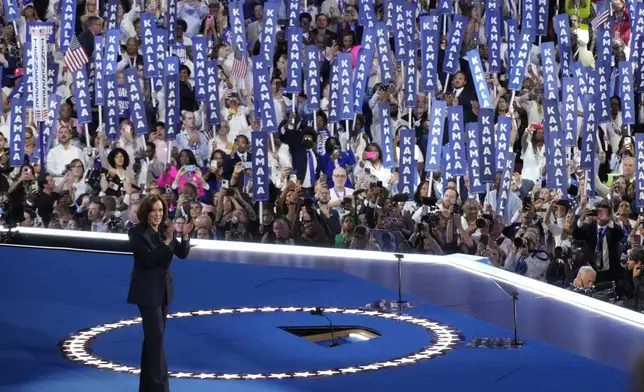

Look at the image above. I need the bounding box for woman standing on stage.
[127,194,193,392]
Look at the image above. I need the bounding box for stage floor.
[0,242,640,391]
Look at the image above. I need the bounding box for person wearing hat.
[349,225,380,251]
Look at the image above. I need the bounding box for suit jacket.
[573,222,624,283]
[127,224,191,306]
[77,29,95,59]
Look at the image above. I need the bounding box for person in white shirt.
[328,167,355,212]
[46,126,86,185]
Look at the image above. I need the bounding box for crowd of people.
[0,0,643,312]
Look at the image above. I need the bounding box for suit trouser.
[138,303,169,392]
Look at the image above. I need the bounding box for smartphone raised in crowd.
[185,165,196,172]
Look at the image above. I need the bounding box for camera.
[452,203,463,215]
[586,209,598,217]
[476,214,493,229]
[341,197,353,211]
[421,197,437,207]
[555,245,571,259]
[514,237,528,248]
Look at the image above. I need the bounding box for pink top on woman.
[157,166,207,198]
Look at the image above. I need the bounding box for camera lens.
[475,218,488,229]
[513,237,527,248]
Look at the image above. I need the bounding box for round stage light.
[59,307,463,379]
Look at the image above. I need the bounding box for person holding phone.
[7,164,37,224]
[127,195,193,392]
[158,149,210,199]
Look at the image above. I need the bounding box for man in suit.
[279,120,321,198]
[223,134,252,180]
[128,195,193,392]
[446,71,477,124]
[574,201,625,284]
[78,16,103,59]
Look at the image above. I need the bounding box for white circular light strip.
[59,307,463,380]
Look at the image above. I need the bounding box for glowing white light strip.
[444,254,644,329]
[59,307,462,379]
[6,227,644,328]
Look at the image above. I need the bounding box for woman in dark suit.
[127,194,193,392]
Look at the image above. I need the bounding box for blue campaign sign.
[103,29,120,76]
[353,47,374,113]
[106,0,119,29]
[424,100,446,172]
[379,102,395,169]
[259,1,279,67]
[141,13,158,78]
[73,68,92,124]
[2,0,19,21]
[620,61,636,125]
[253,57,278,131]
[561,77,578,147]
[328,60,340,124]
[465,123,485,194]
[94,36,105,106]
[521,0,536,33]
[359,1,376,28]
[486,9,502,73]
[252,131,270,201]
[123,67,150,137]
[193,37,208,101]
[398,129,417,198]
[104,74,120,142]
[285,27,302,94]
[544,99,567,194]
[337,53,354,121]
[536,0,550,36]
[496,116,513,172]
[448,106,467,176]
[478,108,496,183]
[375,23,395,83]
[305,45,321,110]
[596,60,611,123]
[442,14,468,75]
[553,14,573,76]
[8,96,25,167]
[163,57,181,141]
[40,93,60,162]
[206,59,221,126]
[496,152,517,217]
[420,16,440,93]
[508,29,534,91]
[59,0,77,52]
[579,95,596,170]
[635,133,644,208]
[466,49,493,109]
[540,42,558,102]
[228,0,248,56]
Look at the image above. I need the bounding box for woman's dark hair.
[339,29,356,48]
[413,180,430,204]
[210,148,226,160]
[324,137,340,154]
[178,149,198,168]
[137,194,169,226]
[107,147,130,169]
[365,142,384,163]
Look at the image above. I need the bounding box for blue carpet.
[0,246,628,392]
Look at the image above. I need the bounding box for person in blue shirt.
[320,137,355,189]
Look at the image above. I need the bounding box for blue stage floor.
[0,245,636,391]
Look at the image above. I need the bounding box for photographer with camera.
[504,227,549,280]
[616,249,644,312]
[292,199,332,247]
[409,214,444,255]
[476,214,512,267]
[573,201,624,284]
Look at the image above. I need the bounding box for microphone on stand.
[311,307,339,347]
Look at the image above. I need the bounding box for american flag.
[64,35,89,72]
[591,8,611,30]
[231,45,248,79]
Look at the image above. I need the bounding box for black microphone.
[310,307,339,347]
